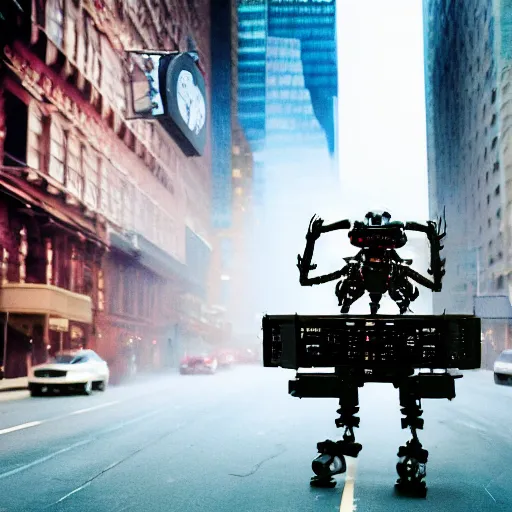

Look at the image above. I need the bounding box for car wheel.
[82,381,93,395]
[30,385,43,397]
[96,380,107,392]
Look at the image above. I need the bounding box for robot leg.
[395,380,429,498]
[310,376,363,488]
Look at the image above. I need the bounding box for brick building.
[0,0,217,381]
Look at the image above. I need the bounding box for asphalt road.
[0,366,511,512]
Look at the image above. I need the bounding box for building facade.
[424,0,511,315]
[0,0,217,381]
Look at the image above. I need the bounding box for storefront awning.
[0,283,93,323]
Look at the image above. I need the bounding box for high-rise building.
[237,0,268,152]
[236,0,339,322]
[209,0,254,335]
[236,0,338,159]
[424,0,512,314]
[267,0,338,156]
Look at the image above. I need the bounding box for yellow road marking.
[340,457,358,512]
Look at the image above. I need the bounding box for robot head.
[364,210,392,227]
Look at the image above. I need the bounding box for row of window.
[28,107,179,258]
[45,0,183,197]
[46,0,125,113]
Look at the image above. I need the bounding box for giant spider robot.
[294,210,447,498]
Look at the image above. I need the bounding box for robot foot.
[310,476,338,488]
[310,445,348,486]
[395,450,428,499]
[394,478,428,498]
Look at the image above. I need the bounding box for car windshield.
[497,352,512,363]
[51,354,86,364]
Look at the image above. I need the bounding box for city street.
[0,366,511,512]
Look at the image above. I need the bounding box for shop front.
[0,282,92,378]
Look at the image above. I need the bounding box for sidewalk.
[0,376,28,392]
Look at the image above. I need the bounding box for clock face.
[176,70,206,135]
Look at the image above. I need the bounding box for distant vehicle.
[28,349,110,396]
[215,349,236,368]
[180,352,218,375]
[494,349,512,384]
[235,348,260,364]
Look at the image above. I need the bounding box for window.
[83,146,99,209]
[232,168,242,178]
[2,248,9,285]
[110,167,123,224]
[495,185,500,196]
[49,119,66,183]
[46,239,53,285]
[491,88,497,104]
[70,245,78,292]
[84,14,102,86]
[27,105,48,172]
[66,134,83,199]
[98,269,104,311]
[497,208,502,219]
[122,267,134,315]
[491,136,498,149]
[46,0,64,48]
[122,182,135,231]
[18,227,28,284]
[100,35,126,112]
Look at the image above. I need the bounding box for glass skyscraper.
[267,0,337,156]
[237,0,268,152]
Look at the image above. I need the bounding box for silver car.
[493,349,512,385]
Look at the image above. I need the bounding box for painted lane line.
[0,421,42,435]
[0,439,91,480]
[0,408,167,481]
[0,400,121,436]
[340,457,358,512]
[68,401,120,416]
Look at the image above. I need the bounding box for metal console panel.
[262,314,481,371]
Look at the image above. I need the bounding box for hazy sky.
[336,0,429,224]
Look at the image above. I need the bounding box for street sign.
[49,318,69,332]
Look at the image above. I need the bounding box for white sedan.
[28,349,110,397]
[494,349,512,385]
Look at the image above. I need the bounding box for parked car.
[28,349,110,396]
[494,349,512,384]
[179,352,218,375]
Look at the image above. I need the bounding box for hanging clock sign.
[127,50,207,157]
[161,52,207,156]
